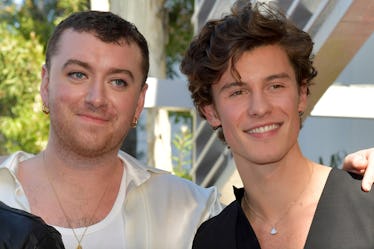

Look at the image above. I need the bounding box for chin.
[249,153,285,165]
[67,136,117,156]
[74,143,114,157]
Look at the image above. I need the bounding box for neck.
[45,139,120,170]
[237,147,313,221]
[42,144,123,196]
[40,148,123,228]
[47,130,123,168]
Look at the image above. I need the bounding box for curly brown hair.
[181,1,317,140]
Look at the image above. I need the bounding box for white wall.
[337,33,374,84]
[299,117,374,165]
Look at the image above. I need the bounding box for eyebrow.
[63,59,90,71]
[107,68,135,82]
[265,72,291,82]
[219,72,292,93]
[219,81,246,93]
[63,59,135,82]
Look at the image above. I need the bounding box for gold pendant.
[76,244,82,249]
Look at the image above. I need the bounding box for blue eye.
[111,79,127,88]
[68,72,86,80]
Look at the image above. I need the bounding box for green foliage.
[172,125,193,180]
[1,1,89,48]
[169,110,193,124]
[169,111,193,179]
[0,23,48,154]
[164,0,194,78]
[0,0,89,154]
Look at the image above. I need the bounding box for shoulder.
[119,150,222,216]
[150,172,213,193]
[306,168,374,247]
[0,151,34,182]
[328,168,370,192]
[145,172,222,213]
[0,151,36,209]
[119,150,220,204]
[324,168,374,205]
[0,151,34,171]
[197,200,238,232]
[0,202,64,248]
[193,200,239,248]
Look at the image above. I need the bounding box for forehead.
[55,29,141,58]
[51,29,143,78]
[217,45,295,83]
[238,45,292,75]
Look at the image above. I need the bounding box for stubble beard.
[49,111,126,158]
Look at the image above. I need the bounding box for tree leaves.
[164,0,194,78]
[0,0,89,154]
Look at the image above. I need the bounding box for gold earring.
[42,103,50,114]
[131,117,138,128]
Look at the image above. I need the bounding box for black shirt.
[0,201,65,249]
[193,168,374,249]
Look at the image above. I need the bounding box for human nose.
[248,90,271,117]
[85,79,107,108]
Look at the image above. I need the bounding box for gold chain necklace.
[242,165,313,235]
[43,152,110,249]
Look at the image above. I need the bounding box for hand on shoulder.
[342,148,374,192]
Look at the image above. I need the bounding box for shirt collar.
[116,150,169,192]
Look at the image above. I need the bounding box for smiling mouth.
[79,113,109,123]
[248,124,280,134]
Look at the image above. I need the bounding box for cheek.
[49,85,85,113]
[114,91,138,108]
[112,94,139,117]
[221,100,247,121]
[52,86,79,105]
[218,104,243,136]
[275,93,299,111]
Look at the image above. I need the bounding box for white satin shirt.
[0,151,223,249]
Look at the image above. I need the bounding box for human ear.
[134,83,148,118]
[201,104,221,129]
[297,83,308,113]
[40,65,50,109]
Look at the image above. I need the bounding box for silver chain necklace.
[242,166,313,235]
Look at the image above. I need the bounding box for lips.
[78,113,110,122]
[247,123,280,134]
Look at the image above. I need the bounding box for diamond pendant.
[270,227,278,235]
[76,244,82,249]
